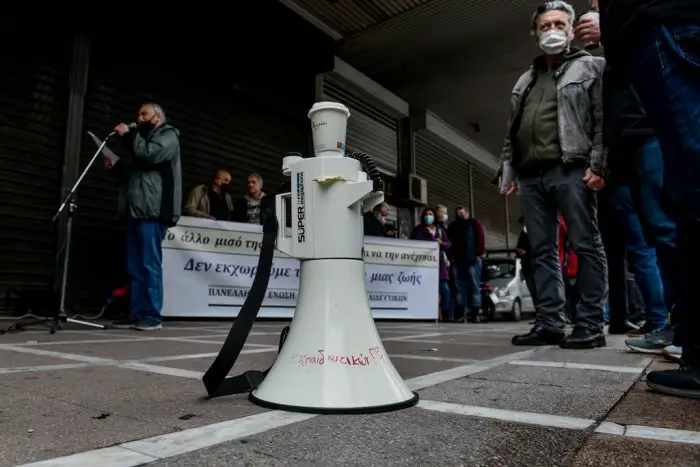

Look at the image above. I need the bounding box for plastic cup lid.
[308,101,351,118]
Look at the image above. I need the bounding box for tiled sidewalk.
[0,320,697,466]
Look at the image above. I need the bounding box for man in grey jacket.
[111,103,182,331]
[499,1,608,349]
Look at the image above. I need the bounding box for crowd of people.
[104,0,699,400]
[497,0,699,399]
[408,205,486,324]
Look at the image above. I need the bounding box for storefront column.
[54,33,90,302]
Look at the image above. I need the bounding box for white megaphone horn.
[248,102,418,414]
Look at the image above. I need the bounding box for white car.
[482,250,535,321]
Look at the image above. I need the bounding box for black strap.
[202,211,289,398]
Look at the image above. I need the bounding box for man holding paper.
[498,1,608,350]
[107,103,182,331]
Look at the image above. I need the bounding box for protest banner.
[162,217,439,320]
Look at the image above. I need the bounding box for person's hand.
[386,230,395,237]
[113,123,131,136]
[583,168,605,191]
[102,155,113,169]
[574,17,601,44]
[515,248,526,257]
[498,176,517,195]
[436,238,444,245]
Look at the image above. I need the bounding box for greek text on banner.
[161,217,439,320]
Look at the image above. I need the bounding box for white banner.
[162,217,439,320]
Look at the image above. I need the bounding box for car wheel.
[511,299,522,322]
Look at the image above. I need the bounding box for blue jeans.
[630,137,679,316]
[453,259,482,318]
[126,219,168,325]
[604,299,610,323]
[610,185,668,328]
[628,23,700,348]
[439,280,452,320]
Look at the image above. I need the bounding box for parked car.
[481,250,535,321]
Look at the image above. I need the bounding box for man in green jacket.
[499,1,607,350]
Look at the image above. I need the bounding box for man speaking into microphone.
[110,103,182,331]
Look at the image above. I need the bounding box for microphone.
[107,122,138,138]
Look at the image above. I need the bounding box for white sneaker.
[662,345,682,363]
[134,322,162,331]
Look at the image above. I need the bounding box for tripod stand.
[47,134,113,333]
[4,135,115,335]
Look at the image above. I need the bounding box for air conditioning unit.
[408,173,428,205]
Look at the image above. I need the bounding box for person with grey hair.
[232,172,273,225]
[363,202,393,237]
[109,103,182,331]
[435,204,449,227]
[498,1,608,349]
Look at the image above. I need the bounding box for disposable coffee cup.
[579,11,600,50]
[308,102,351,157]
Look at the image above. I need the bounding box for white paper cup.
[308,102,351,157]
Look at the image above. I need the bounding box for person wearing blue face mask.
[411,207,452,321]
[435,205,449,227]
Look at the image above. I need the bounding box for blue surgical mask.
[424,215,434,225]
[443,214,449,223]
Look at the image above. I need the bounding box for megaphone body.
[249,102,418,413]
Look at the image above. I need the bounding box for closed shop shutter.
[414,132,471,219]
[471,166,509,250]
[320,74,399,175]
[0,18,71,309]
[67,36,310,310]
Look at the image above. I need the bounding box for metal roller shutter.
[471,166,509,249]
[67,36,310,311]
[414,132,471,217]
[0,19,71,309]
[320,74,399,175]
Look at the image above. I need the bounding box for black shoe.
[627,322,659,337]
[608,320,641,335]
[467,309,484,323]
[646,365,700,399]
[560,327,606,349]
[512,326,565,346]
[111,318,137,329]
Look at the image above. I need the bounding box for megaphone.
[248,102,418,413]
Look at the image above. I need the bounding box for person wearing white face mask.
[497,1,608,350]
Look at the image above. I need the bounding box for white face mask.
[539,29,569,55]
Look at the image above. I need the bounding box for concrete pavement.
[0,320,698,466]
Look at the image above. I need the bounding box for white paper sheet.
[87,131,120,168]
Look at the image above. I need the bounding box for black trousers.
[598,187,629,327]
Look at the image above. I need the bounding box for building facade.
[0,3,513,314]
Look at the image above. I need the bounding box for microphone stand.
[47,134,114,332]
[3,132,118,334]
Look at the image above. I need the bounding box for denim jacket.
[498,51,606,187]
